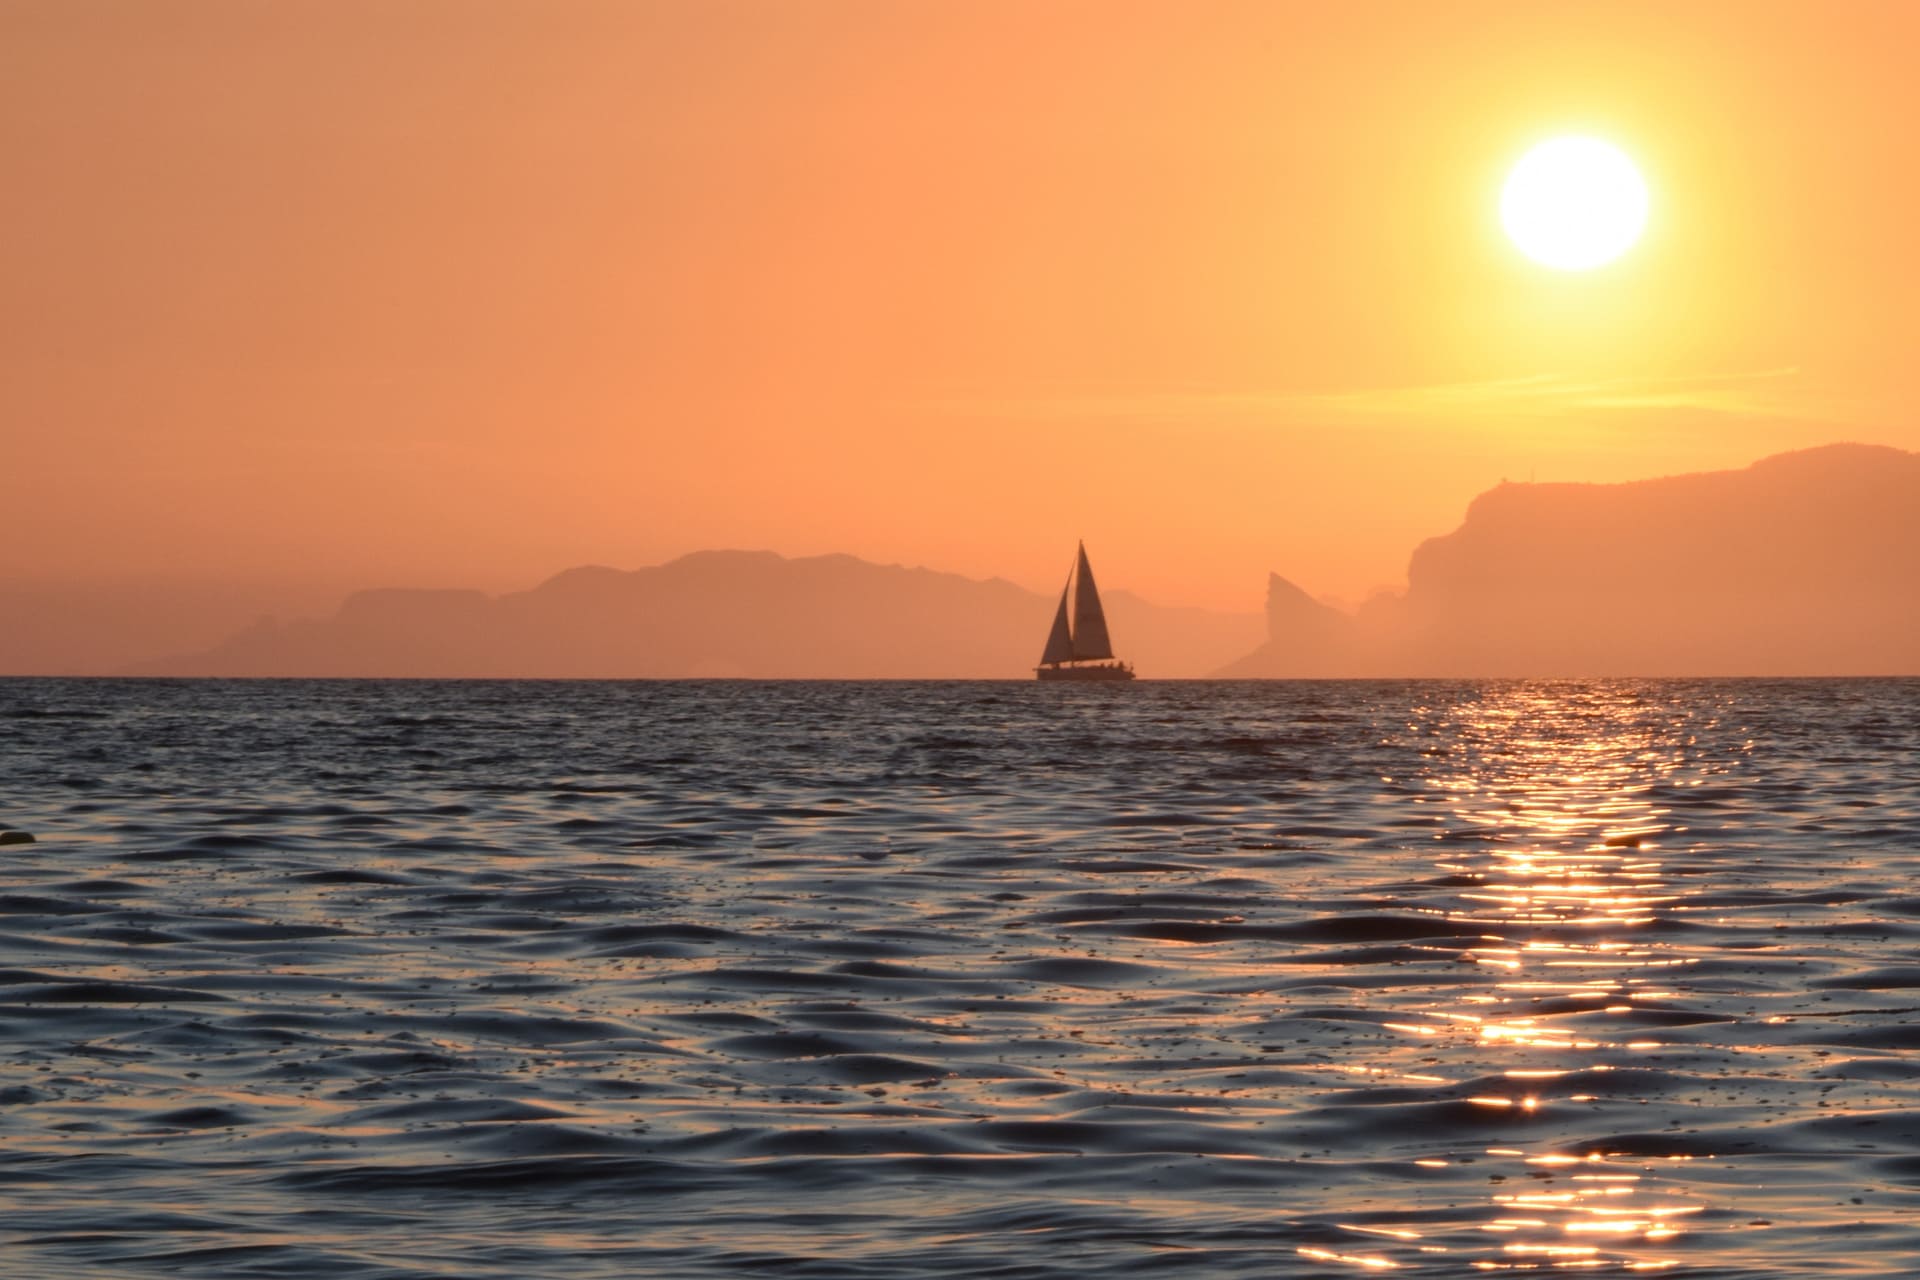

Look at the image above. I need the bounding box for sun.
[1500,137,1648,271]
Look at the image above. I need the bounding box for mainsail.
[1067,542,1113,660]
[1037,541,1115,665]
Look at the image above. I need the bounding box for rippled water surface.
[4,678,1920,1278]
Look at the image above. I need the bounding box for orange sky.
[5,1,1918,614]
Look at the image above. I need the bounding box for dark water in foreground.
[4,678,1920,1278]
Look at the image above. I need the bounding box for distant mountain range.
[1223,443,1920,676]
[24,442,1918,679]
[129,551,1264,678]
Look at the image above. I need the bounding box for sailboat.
[1035,542,1136,681]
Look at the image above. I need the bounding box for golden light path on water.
[1321,686,1714,1272]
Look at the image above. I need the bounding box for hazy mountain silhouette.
[0,581,342,678]
[131,551,1263,678]
[1221,443,1920,676]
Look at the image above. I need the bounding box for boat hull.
[1035,664,1136,682]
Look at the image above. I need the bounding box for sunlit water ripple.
[3,678,1919,1278]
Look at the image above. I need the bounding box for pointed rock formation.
[1214,574,1361,677]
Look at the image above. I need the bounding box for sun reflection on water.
[1375,686,1729,1271]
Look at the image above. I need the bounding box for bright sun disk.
[1501,137,1648,271]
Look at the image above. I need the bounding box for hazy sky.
[6,1,1917,612]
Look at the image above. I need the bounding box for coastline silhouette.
[9,443,1912,679]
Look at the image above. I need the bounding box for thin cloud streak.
[933,367,1858,428]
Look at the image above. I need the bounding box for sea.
[3,677,1919,1278]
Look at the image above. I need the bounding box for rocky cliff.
[1221,443,1920,676]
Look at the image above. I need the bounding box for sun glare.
[1501,137,1648,271]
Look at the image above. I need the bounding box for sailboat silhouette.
[1035,542,1136,681]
